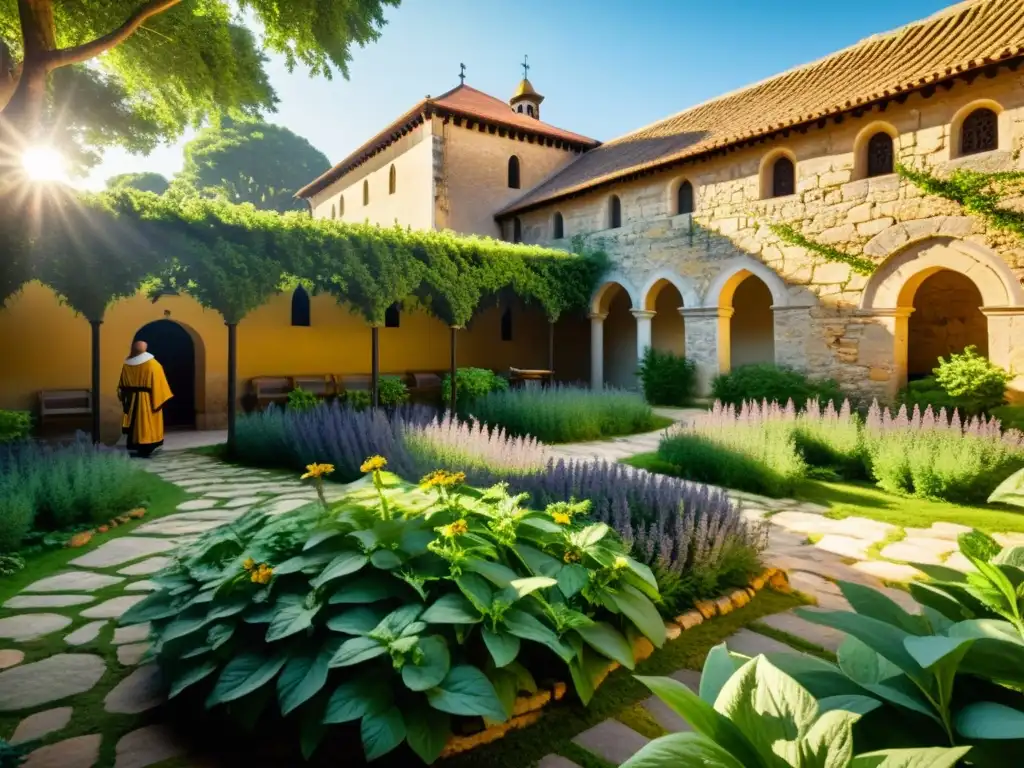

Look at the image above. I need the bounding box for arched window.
[508,155,520,189]
[363,180,369,206]
[526,105,534,117]
[384,303,400,328]
[500,306,513,341]
[961,108,998,156]
[339,196,345,217]
[291,286,311,327]
[331,204,336,220]
[553,212,564,239]
[771,157,795,198]
[866,132,894,177]
[512,217,522,243]
[677,180,694,215]
[609,195,622,229]
[389,165,396,195]
[517,105,524,113]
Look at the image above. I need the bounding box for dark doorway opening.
[133,320,196,429]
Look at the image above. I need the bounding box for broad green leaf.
[207,622,235,650]
[299,698,327,760]
[519,517,562,535]
[576,621,635,670]
[360,705,406,761]
[568,645,612,706]
[206,594,251,622]
[715,657,816,762]
[762,652,867,701]
[903,635,975,669]
[621,731,746,768]
[836,580,926,635]
[426,665,507,721]
[328,573,408,604]
[699,643,740,705]
[504,576,557,601]
[277,640,340,715]
[503,608,574,662]
[206,650,288,707]
[373,604,423,638]
[464,559,519,588]
[273,551,334,576]
[326,606,390,635]
[401,620,427,637]
[609,585,666,648]
[421,593,482,624]
[310,551,368,588]
[169,658,218,699]
[796,609,925,684]
[623,556,659,591]
[850,747,971,768]
[557,564,590,599]
[909,562,968,583]
[265,600,320,643]
[508,659,537,694]
[329,636,387,667]
[455,574,493,612]
[908,582,972,624]
[994,546,1024,568]
[955,701,1024,739]
[120,591,186,624]
[959,529,1002,562]
[838,636,904,685]
[402,636,450,691]
[815,695,881,717]
[302,529,343,552]
[323,674,390,723]
[989,467,1024,508]
[404,702,450,764]
[572,523,610,550]
[162,609,210,642]
[800,709,859,768]
[482,626,521,667]
[370,549,403,570]
[635,675,765,768]
[488,667,518,720]
[399,528,434,556]
[516,543,563,577]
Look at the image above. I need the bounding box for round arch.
[852,120,898,180]
[758,147,797,200]
[665,175,697,216]
[590,274,641,315]
[133,318,206,428]
[703,257,791,309]
[949,98,1008,159]
[639,269,701,310]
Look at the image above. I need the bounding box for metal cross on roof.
[459,63,466,85]
[521,55,529,79]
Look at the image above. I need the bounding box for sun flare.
[21,146,68,182]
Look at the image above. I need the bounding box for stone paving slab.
[641,695,690,733]
[114,724,188,768]
[118,557,172,576]
[725,628,800,657]
[71,537,178,568]
[0,654,105,711]
[536,757,581,768]
[0,649,25,669]
[23,572,123,593]
[880,537,956,565]
[759,610,845,653]
[113,624,151,645]
[125,580,157,592]
[11,706,73,744]
[4,594,95,609]
[105,664,164,714]
[23,734,101,768]
[65,621,107,646]
[813,534,872,560]
[117,642,151,666]
[572,719,649,765]
[0,614,72,642]
[852,560,924,582]
[81,595,147,620]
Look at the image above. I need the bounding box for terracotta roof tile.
[499,0,1024,215]
[296,84,597,199]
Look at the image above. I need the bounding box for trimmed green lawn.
[622,452,1024,534]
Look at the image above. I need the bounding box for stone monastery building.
[300,0,1024,402]
[4,0,1024,437]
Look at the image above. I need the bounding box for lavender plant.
[657,400,807,497]
[864,401,1024,503]
[404,413,549,477]
[794,398,864,478]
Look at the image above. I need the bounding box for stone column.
[630,309,656,362]
[854,308,914,401]
[772,305,815,371]
[982,306,1024,402]
[588,312,608,390]
[681,307,733,396]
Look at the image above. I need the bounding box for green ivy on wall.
[767,222,877,276]
[896,163,1024,240]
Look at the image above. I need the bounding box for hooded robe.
[118,352,173,452]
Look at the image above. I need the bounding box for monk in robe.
[118,340,173,457]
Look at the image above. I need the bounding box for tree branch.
[47,0,181,70]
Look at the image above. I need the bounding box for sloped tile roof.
[295,84,597,199]
[499,0,1024,215]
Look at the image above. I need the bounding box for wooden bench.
[335,374,372,393]
[409,372,443,392]
[292,375,335,399]
[250,377,292,410]
[509,368,553,389]
[39,389,92,427]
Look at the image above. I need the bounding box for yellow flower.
[440,519,469,538]
[302,463,335,480]
[613,556,629,570]
[421,469,466,489]
[552,512,572,526]
[360,456,387,474]
[242,557,256,572]
[563,550,581,564]
[251,564,274,585]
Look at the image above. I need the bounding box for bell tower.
[509,55,543,120]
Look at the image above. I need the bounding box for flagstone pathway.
[0,440,1009,767]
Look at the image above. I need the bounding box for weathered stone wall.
[512,72,1024,401]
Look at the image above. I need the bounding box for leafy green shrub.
[898,376,961,414]
[636,348,697,407]
[467,386,661,443]
[122,464,666,763]
[344,389,372,411]
[992,404,1024,432]
[0,436,149,551]
[625,649,969,767]
[711,364,843,409]
[0,554,25,577]
[933,345,1010,415]
[287,388,320,412]
[442,367,508,408]
[657,401,806,497]
[794,399,865,479]
[0,411,32,443]
[378,376,409,408]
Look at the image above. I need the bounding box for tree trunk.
[90,319,102,444]
[371,326,380,409]
[2,0,56,141]
[227,322,238,453]
[548,320,555,385]
[449,327,457,414]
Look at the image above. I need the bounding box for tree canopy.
[0,0,398,166]
[107,171,170,195]
[175,119,329,212]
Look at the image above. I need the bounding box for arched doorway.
[133,320,196,429]
[603,285,637,389]
[647,279,685,355]
[908,269,987,379]
[728,274,775,368]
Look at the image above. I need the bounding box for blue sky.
[83,0,954,189]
